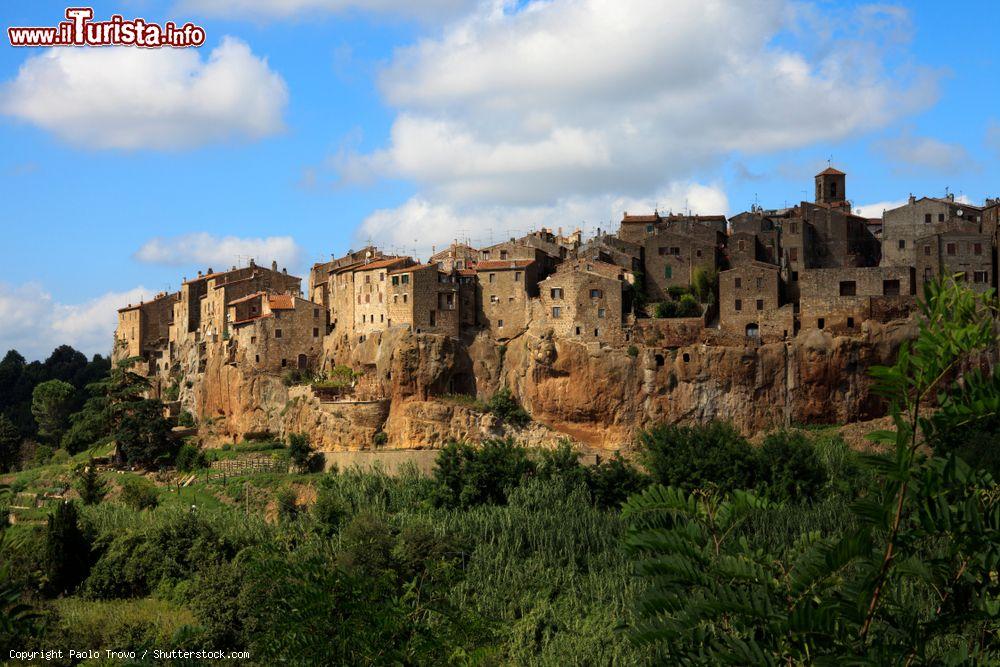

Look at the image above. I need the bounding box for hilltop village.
[113,167,1000,447]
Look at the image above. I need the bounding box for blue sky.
[0,0,998,359]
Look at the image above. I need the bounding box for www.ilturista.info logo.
[8,7,206,48]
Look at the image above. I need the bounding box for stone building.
[352,257,415,339]
[172,261,301,348]
[642,227,719,301]
[430,243,478,272]
[915,226,993,293]
[480,238,561,280]
[535,259,630,344]
[227,292,325,372]
[881,195,983,268]
[728,210,783,265]
[718,262,793,341]
[798,266,916,333]
[619,212,727,244]
[387,264,460,336]
[114,291,180,366]
[578,233,643,273]
[309,247,381,308]
[476,259,539,339]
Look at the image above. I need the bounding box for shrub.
[433,439,535,508]
[275,487,299,522]
[312,481,349,537]
[175,443,206,472]
[639,422,757,492]
[373,432,388,447]
[484,387,531,427]
[75,459,108,505]
[626,345,639,358]
[537,441,587,487]
[287,433,321,472]
[753,431,827,503]
[163,383,180,402]
[653,301,676,318]
[667,285,689,300]
[177,411,196,428]
[586,453,649,509]
[50,449,70,465]
[677,293,701,317]
[44,501,91,597]
[119,476,159,511]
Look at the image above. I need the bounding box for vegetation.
[484,386,531,426]
[73,459,108,505]
[654,293,701,318]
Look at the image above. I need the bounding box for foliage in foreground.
[625,278,1000,663]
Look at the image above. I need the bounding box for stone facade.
[915,227,993,293]
[535,259,629,344]
[352,257,414,339]
[718,262,793,341]
[881,195,983,268]
[476,260,539,339]
[798,266,916,334]
[642,227,719,301]
[114,291,179,365]
[228,293,325,373]
[388,264,460,336]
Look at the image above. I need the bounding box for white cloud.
[339,0,935,206]
[874,130,976,174]
[853,200,907,218]
[0,283,151,361]
[177,0,476,21]
[0,37,287,150]
[134,232,302,270]
[359,182,728,258]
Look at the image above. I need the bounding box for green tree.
[0,415,20,473]
[31,379,75,444]
[484,387,531,427]
[100,359,176,468]
[753,430,828,502]
[288,432,321,471]
[433,438,535,508]
[74,459,108,505]
[625,278,1000,663]
[639,422,757,492]
[44,501,90,597]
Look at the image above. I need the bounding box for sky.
[0,0,998,360]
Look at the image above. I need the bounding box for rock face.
[176,319,918,452]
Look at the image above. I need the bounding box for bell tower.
[815,166,846,205]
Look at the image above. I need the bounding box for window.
[738,240,746,251]
[789,248,798,262]
[791,271,799,282]
[658,246,667,256]
[756,299,764,311]
[250,335,256,344]
[696,249,702,258]
[665,265,672,279]
[313,308,319,317]
[938,213,945,222]
[734,299,742,311]
[925,213,932,224]
[883,279,900,296]
[924,244,931,256]
[481,250,490,259]
[598,308,606,318]
[429,311,436,326]
[552,306,562,318]
[924,267,933,282]
[790,222,798,234]
[365,294,370,304]
[646,224,654,233]
[403,294,408,304]
[255,354,259,363]
[974,243,983,255]
[313,327,319,337]
[379,272,385,281]
[365,275,370,284]
[818,318,825,329]
[839,281,856,296]
[974,271,988,284]
[946,243,956,256]
[393,295,398,304]
[281,358,287,367]
[275,329,283,338]
[490,295,499,304]
[898,239,905,250]
[756,277,763,289]
[734,277,742,289]
[401,274,409,285]
[392,276,399,285]
[489,273,496,284]
[497,319,504,328]
[590,289,603,298]
[594,328,600,337]
[847,317,855,328]
[514,272,522,282]
[500,250,509,260]
[575,326,581,335]
[550,288,564,300]
[671,247,681,256]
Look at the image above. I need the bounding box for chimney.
[249,258,256,267]
[947,193,955,202]
[207,267,213,274]
[283,268,287,274]
[271,260,278,271]
[908,193,916,205]
[197,270,202,277]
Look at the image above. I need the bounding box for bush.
[484,387,531,427]
[537,441,587,487]
[119,476,159,511]
[667,285,689,300]
[163,383,180,402]
[75,459,108,505]
[312,480,350,536]
[44,501,91,597]
[287,433,322,472]
[373,432,388,447]
[639,422,757,492]
[753,431,827,503]
[433,439,535,508]
[275,487,299,522]
[653,301,676,318]
[626,345,639,358]
[676,293,701,317]
[586,453,649,509]
[50,449,70,465]
[175,443,206,472]
[177,411,196,428]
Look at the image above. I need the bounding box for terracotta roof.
[621,214,661,223]
[268,294,295,310]
[227,291,266,306]
[457,269,477,277]
[352,256,411,272]
[816,166,845,176]
[475,259,535,270]
[388,263,436,274]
